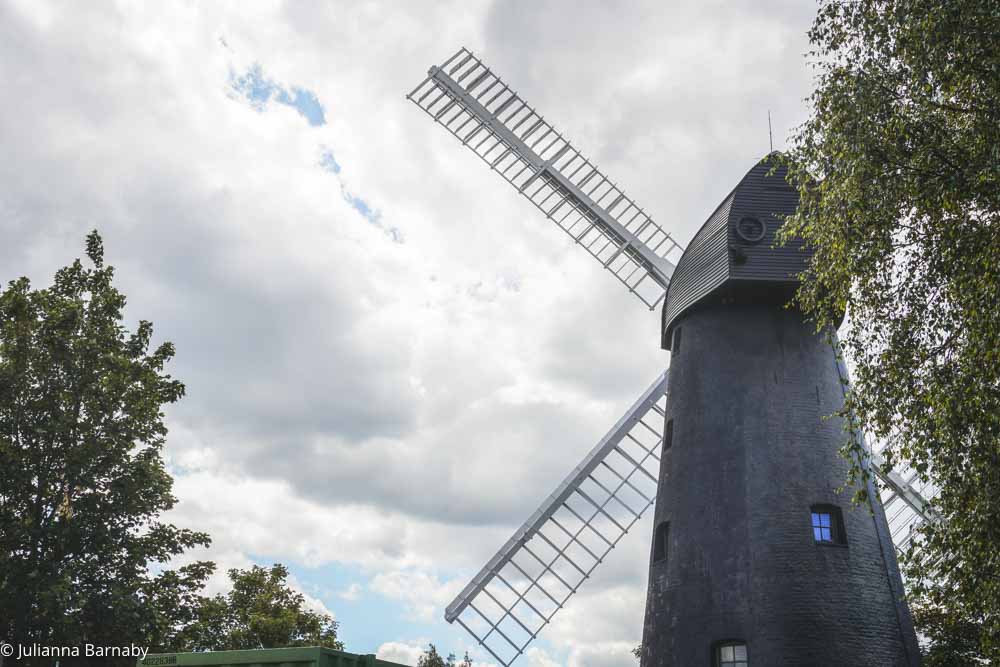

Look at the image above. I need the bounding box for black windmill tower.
[408,48,933,667]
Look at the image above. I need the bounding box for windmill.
[407,48,938,667]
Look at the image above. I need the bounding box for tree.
[912,603,988,667]
[780,0,1000,661]
[0,232,214,664]
[416,645,472,667]
[180,564,343,651]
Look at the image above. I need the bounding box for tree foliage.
[417,644,472,667]
[781,0,999,661]
[179,564,343,652]
[0,232,213,664]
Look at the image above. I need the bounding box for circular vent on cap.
[736,216,766,243]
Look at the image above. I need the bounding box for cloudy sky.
[1,1,819,664]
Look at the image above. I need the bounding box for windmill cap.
[660,153,813,350]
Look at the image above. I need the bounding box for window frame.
[810,504,847,546]
[712,640,748,667]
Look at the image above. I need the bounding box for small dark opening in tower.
[673,326,682,354]
[652,521,669,563]
[736,216,766,243]
[664,419,674,451]
[810,504,846,545]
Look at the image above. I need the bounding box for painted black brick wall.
[640,303,919,667]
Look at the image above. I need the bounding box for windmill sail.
[445,372,669,667]
[407,48,683,310]
[873,451,940,553]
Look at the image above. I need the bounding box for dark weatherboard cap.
[661,154,811,350]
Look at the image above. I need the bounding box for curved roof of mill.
[660,153,808,349]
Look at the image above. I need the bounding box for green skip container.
[138,647,409,667]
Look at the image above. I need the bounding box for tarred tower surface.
[640,156,921,666]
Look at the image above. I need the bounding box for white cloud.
[168,470,510,573]
[337,583,363,602]
[377,641,426,667]
[565,643,639,667]
[370,571,465,624]
[524,647,562,667]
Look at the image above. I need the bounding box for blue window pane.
[820,513,831,527]
[813,527,823,540]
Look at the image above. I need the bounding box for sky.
[0,1,819,665]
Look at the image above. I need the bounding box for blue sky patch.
[341,186,403,243]
[318,148,403,243]
[320,147,342,174]
[230,61,400,243]
[344,191,378,223]
[230,63,326,127]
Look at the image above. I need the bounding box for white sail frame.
[444,372,668,666]
[407,48,683,310]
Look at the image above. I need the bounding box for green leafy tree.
[0,232,214,664]
[780,0,999,661]
[180,564,343,651]
[417,645,472,667]
[912,603,988,667]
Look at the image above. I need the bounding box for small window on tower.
[810,504,846,545]
[652,521,669,563]
[673,326,682,354]
[664,419,674,451]
[715,641,748,667]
